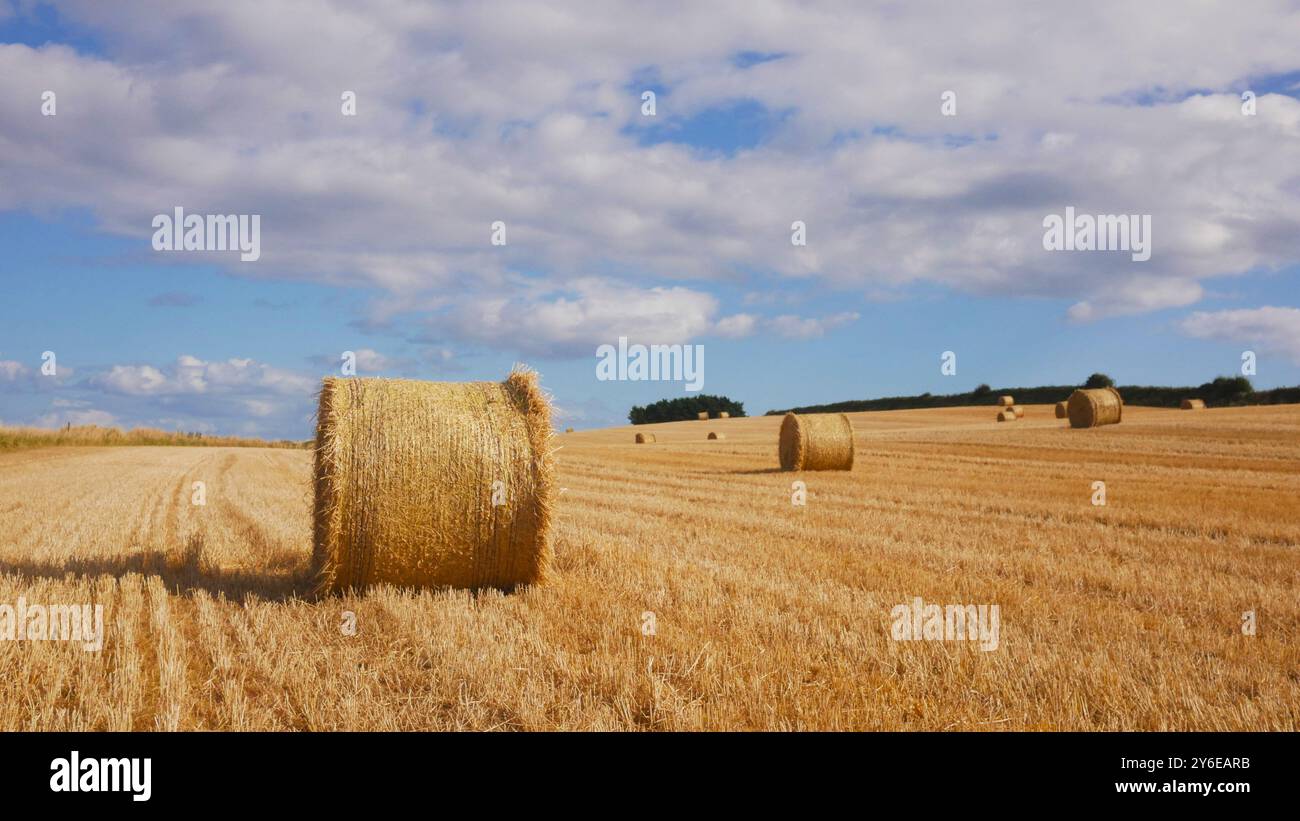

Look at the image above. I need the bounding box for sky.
[1,0,1299,438]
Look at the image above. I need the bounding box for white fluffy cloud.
[0,360,29,381]
[714,313,759,338]
[93,355,315,396]
[1,1,1299,341]
[35,408,118,428]
[350,348,396,372]
[440,278,720,356]
[767,311,860,340]
[1180,306,1300,364]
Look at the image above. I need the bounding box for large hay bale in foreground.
[1067,387,1123,428]
[635,432,655,443]
[1181,398,1206,410]
[697,411,709,420]
[1054,402,1067,419]
[1011,405,1025,418]
[778,412,854,471]
[719,411,730,418]
[707,432,725,440]
[997,410,1016,422]
[312,369,555,595]
[998,395,1014,407]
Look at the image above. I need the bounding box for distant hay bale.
[1054,401,1067,419]
[719,411,730,418]
[997,410,1016,422]
[707,432,725,440]
[635,432,655,443]
[312,368,555,595]
[1067,387,1123,428]
[565,427,574,433]
[1181,398,1206,410]
[778,412,854,471]
[998,395,1014,407]
[697,411,709,420]
[1011,405,1025,418]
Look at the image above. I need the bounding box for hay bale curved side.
[997,410,1016,422]
[1181,398,1206,410]
[719,411,730,418]
[998,395,1014,407]
[635,432,655,443]
[312,368,555,595]
[697,411,709,420]
[1054,401,1068,419]
[1067,386,1123,428]
[1011,405,1025,418]
[778,412,854,471]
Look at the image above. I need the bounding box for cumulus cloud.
[427,279,861,351]
[92,355,315,396]
[1179,306,1300,364]
[439,278,720,356]
[766,311,860,339]
[714,313,759,338]
[0,1,1297,331]
[1067,276,1205,322]
[310,347,437,376]
[0,360,29,381]
[35,408,118,428]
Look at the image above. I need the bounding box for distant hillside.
[767,376,1300,416]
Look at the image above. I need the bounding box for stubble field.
[0,403,1296,730]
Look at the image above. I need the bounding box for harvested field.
[0,403,1297,730]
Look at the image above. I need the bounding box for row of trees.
[629,395,746,424]
[769,374,1292,415]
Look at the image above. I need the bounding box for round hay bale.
[1011,405,1025,418]
[778,412,854,471]
[707,432,725,440]
[312,368,555,595]
[997,410,1016,422]
[635,432,655,443]
[1180,398,1206,410]
[565,427,574,433]
[1054,401,1067,419]
[998,395,1014,407]
[719,411,730,418]
[1067,387,1123,428]
[697,411,709,420]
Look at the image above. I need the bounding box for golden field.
[0,403,1296,731]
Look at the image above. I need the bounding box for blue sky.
[2,2,1299,437]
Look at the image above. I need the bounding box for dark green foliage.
[629,395,746,424]
[1084,372,1114,389]
[767,375,1297,415]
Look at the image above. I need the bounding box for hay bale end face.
[1011,405,1025,418]
[998,395,1014,407]
[719,411,730,418]
[1067,387,1123,428]
[1181,398,1206,410]
[635,432,655,443]
[1054,401,1068,419]
[778,412,854,471]
[707,432,725,440]
[697,411,709,420]
[997,410,1016,422]
[312,368,555,595]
